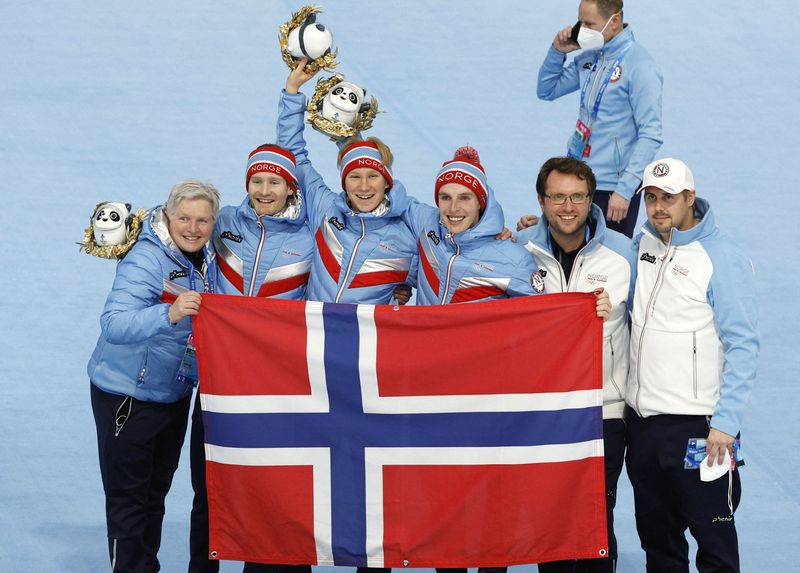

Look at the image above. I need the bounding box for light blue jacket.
[277,91,418,304]
[87,207,217,403]
[627,198,759,436]
[214,196,313,299]
[404,187,541,305]
[537,25,663,200]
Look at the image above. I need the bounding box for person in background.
[537,0,662,238]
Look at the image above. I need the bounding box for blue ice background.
[1,1,797,571]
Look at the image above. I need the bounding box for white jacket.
[517,205,636,418]
[627,199,759,437]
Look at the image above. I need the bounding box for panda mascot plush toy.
[320,81,371,127]
[93,202,131,246]
[81,201,146,259]
[286,12,333,61]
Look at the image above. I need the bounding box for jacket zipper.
[440,235,461,304]
[137,352,148,385]
[565,256,586,292]
[586,52,607,116]
[608,332,623,399]
[634,232,673,413]
[335,217,366,303]
[692,331,698,399]
[247,218,267,296]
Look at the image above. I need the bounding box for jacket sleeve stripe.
[450,284,507,304]
[349,269,409,289]
[217,254,244,293]
[419,240,440,297]
[256,272,311,298]
[315,227,342,282]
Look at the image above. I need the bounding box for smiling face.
[248,173,293,216]
[344,167,389,212]
[644,187,698,242]
[538,170,592,250]
[437,183,481,235]
[165,198,215,253]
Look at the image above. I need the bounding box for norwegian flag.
[193,293,607,568]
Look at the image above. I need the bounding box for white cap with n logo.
[637,158,695,195]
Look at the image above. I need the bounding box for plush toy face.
[320,82,365,126]
[286,17,333,60]
[93,202,130,246]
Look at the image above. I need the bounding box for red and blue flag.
[193,293,607,567]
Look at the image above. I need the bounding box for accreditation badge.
[176,334,199,387]
[567,118,592,159]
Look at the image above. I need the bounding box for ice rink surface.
[1,1,797,571]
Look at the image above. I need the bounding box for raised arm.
[277,60,336,220]
[537,41,581,101]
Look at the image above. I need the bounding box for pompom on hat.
[246,144,299,191]
[339,140,393,190]
[434,146,489,210]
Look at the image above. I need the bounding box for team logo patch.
[609,64,622,83]
[220,230,243,243]
[640,253,657,264]
[379,241,401,254]
[427,230,441,245]
[328,216,345,231]
[652,162,670,178]
[586,273,608,285]
[170,269,188,280]
[671,264,689,277]
[531,271,545,293]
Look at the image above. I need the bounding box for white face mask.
[577,12,618,51]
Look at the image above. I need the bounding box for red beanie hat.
[339,140,394,190]
[246,144,299,191]
[434,146,488,210]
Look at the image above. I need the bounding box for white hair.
[164,179,220,218]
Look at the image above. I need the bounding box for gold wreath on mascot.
[80,201,148,259]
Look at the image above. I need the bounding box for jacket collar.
[600,24,634,59]
[236,189,307,227]
[438,182,506,249]
[335,179,412,230]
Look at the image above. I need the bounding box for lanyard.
[578,43,632,125]
[187,250,215,294]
